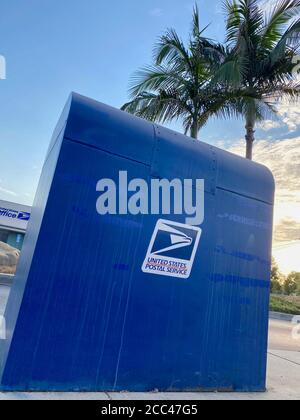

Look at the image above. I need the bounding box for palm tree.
[217,0,300,159]
[123,1,300,160]
[122,6,249,139]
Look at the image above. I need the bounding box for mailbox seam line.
[216,186,274,206]
[64,136,151,168]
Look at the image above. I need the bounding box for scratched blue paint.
[0,93,275,392]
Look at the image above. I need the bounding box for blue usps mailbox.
[0,93,275,391]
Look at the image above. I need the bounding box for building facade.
[0,200,31,250]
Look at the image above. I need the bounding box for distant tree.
[271,279,283,294]
[285,272,300,295]
[270,257,283,294]
[284,272,298,295]
[297,275,300,296]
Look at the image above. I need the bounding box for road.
[269,319,300,352]
[0,284,299,399]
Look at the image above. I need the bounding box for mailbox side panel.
[0,94,274,392]
[0,141,273,391]
[0,139,157,390]
[0,137,219,391]
[206,188,273,391]
[0,125,66,378]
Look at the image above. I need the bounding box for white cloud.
[0,179,18,198]
[149,8,163,17]
[226,137,300,245]
[256,100,300,133]
[257,119,282,131]
[0,185,17,197]
[277,102,300,132]
[273,240,300,275]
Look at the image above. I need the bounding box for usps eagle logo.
[142,220,202,279]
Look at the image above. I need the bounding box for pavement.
[0,284,299,400]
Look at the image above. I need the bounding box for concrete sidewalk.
[0,350,299,400]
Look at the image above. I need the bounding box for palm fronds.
[122,1,300,156]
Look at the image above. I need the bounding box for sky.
[0,0,299,273]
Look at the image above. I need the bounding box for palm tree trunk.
[245,123,255,160]
[191,121,198,139]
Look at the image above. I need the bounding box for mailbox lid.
[150,124,274,204]
[64,93,156,166]
[151,125,217,194]
[65,93,275,205]
[215,147,275,205]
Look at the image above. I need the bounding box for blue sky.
[0,0,300,253]
[0,0,244,203]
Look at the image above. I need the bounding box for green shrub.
[270,295,300,315]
